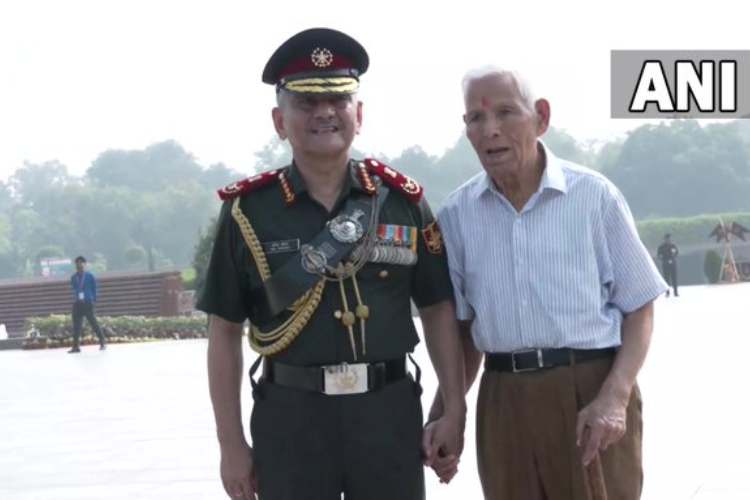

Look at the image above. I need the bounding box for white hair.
[276,88,290,108]
[461,65,537,112]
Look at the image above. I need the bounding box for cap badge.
[311,47,334,68]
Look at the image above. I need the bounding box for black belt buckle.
[511,348,544,373]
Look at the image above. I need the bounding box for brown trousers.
[476,357,643,500]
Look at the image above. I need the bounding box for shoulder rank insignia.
[421,221,444,255]
[363,158,423,204]
[217,168,292,202]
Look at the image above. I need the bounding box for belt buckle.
[323,362,369,395]
[511,349,544,373]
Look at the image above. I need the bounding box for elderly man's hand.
[428,451,461,484]
[422,412,465,483]
[576,392,628,466]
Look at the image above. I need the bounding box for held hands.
[576,391,628,466]
[422,411,465,484]
[220,441,258,500]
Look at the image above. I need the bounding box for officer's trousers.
[250,376,424,500]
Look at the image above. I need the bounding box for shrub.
[22,314,208,349]
[181,267,197,291]
[704,250,723,283]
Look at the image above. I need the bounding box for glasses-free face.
[463,75,549,179]
[272,93,363,160]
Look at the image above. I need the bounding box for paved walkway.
[1,283,748,499]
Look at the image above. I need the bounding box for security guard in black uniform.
[198,28,466,500]
[657,233,679,297]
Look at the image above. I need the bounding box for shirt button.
[378,270,389,279]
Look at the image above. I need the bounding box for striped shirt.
[437,143,667,352]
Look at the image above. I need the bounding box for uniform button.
[378,270,389,279]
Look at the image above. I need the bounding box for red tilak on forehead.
[481,96,490,108]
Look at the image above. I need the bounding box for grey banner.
[611,50,750,118]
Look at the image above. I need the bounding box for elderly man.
[430,67,667,499]
[198,28,465,500]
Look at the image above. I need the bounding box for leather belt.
[263,357,407,395]
[484,347,616,374]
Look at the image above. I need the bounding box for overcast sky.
[1,0,747,181]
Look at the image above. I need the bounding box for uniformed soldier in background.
[657,233,679,297]
[197,28,466,500]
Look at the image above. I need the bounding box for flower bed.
[23,314,208,349]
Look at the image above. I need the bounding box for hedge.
[704,249,723,283]
[22,314,208,349]
[636,212,750,252]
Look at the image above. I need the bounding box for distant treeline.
[1,119,749,280]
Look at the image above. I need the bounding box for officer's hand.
[422,414,464,483]
[576,392,628,466]
[220,441,257,500]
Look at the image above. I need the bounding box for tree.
[88,253,108,274]
[704,249,722,283]
[0,215,14,278]
[427,135,483,208]
[33,245,66,276]
[0,181,12,213]
[595,139,624,173]
[606,120,750,218]
[124,245,147,270]
[254,136,292,171]
[0,216,9,253]
[35,245,65,261]
[9,208,46,264]
[192,217,218,295]
[4,121,750,281]
[133,182,217,271]
[8,160,71,207]
[87,140,203,192]
[200,163,246,190]
[729,119,750,155]
[542,127,593,166]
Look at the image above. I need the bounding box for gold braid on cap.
[284,78,359,94]
[230,197,324,355]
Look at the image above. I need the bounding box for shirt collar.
[474,140,568,198]
[538,141,568,194]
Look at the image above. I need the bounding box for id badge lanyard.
[76,273,86,301]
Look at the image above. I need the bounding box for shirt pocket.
[535,239,600,297]
[355,261,412,286]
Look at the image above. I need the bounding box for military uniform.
[657,237,679,296]
[197,28,453,500]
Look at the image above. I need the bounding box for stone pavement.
[1,282,748,499]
